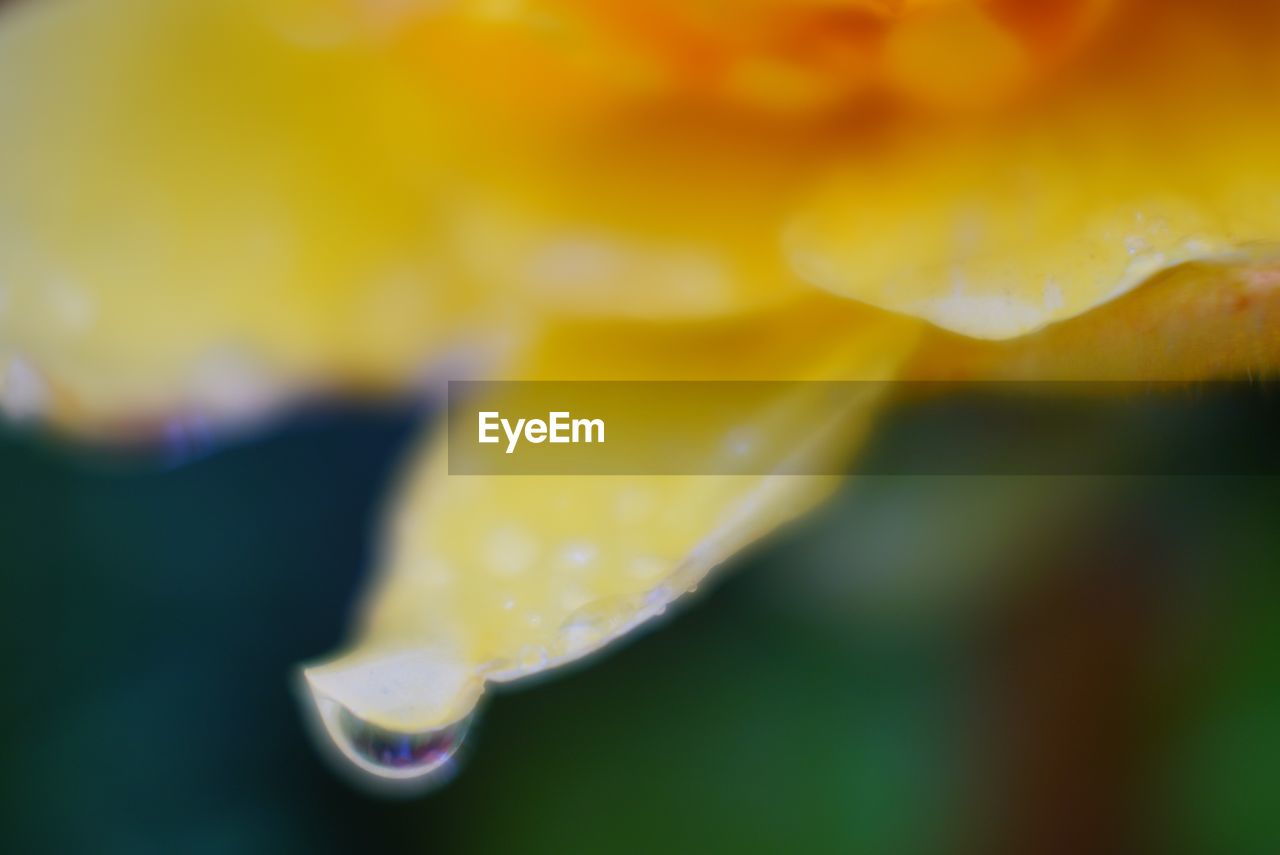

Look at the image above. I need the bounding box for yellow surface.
[311,299,920,732]
[906,252,1280,381]
[4,0,1277,430]
[2,0,1280,781]
[0,0,486,428]
[786,1,1280,338]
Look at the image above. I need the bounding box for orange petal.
[786,0,1280,339]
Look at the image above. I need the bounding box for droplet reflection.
[339,706,465,772]
[309,695,472,790]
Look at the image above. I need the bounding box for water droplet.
[557,541,598,571]
[559,594,641,651]
[645,585,674,611]
[560,620,600,655]
[302,648,481,789]
[486,644,549,681]
[0,357,49,421]
[315,696,470,786]
[516,644,548,669]
[564,588,664,657]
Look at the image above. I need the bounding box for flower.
[0,0,1277,788]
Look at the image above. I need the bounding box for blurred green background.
[1,396,1277,854]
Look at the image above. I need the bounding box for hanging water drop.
[304,687,476,792]
[0,357,49,421]
[300,647,484,791]
[320,697,471,784]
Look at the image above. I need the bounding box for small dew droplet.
[482,644,550,682]
[557,541,599,571]
[560,620,600,655]
[516,644,549,670]
[0,357,49,422]
[316,697,471,788]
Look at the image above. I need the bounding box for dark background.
[1,394,1277,854]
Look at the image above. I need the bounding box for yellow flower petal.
[301,299,919,786]
[387,13,824,319]
[0,0,473,431]
[420,0,1115,113]
[427,113,818,320]
[784,0,1280,339]
[906,252,1280,381]
[355,0,1119,322]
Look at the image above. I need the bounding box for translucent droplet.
[300,647,482,791]
[515,644,549,670]
[557,593,657,658]
[340,705,466,775]
[561,608,610,640]
[0,357,49,421]
[485,645,549,682]
[310,695,472,789]
[559,610,611,656]
[557,541,598,571]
